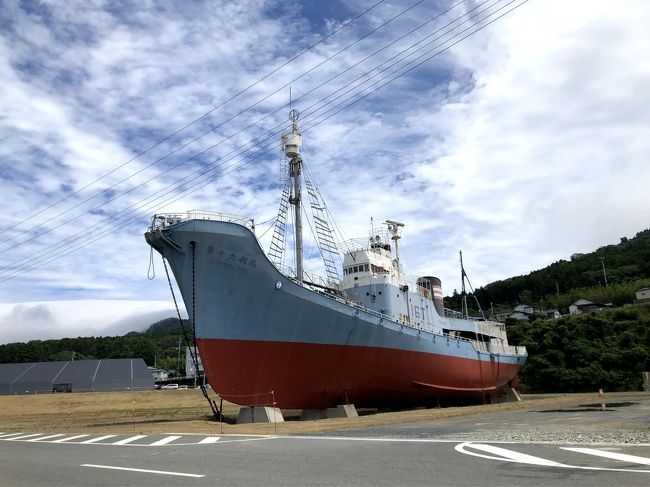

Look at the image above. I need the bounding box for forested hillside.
[507,303,650,393]
[446,228,650,312]
[0,318,189,373]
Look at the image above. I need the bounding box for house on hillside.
[545,309,561,320]
[569,299,610,315]
[507,304,542,321]
[636,287,650,303]
[494,311,512,323]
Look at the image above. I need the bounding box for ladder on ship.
[268,183,290,267]
[305,178,340,283]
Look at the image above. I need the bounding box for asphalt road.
[2,396,649,486]
[2,433,649,486]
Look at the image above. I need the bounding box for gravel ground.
[314,392,650,444]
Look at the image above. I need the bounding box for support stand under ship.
[145,110,527,410]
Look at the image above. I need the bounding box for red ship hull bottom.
[197,338,521,410]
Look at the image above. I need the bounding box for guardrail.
[149,210,254,231]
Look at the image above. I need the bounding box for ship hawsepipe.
[145,215,527,409]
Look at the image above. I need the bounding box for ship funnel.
[418,276,444,315]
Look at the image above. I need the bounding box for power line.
[0,0,387,238]
[0,0,422,253]
[0,0,459,256]
[0,0,527,281]
[0,1,530,282]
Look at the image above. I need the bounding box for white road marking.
[149,436,181,446]
[81,464,204,478]
[53,434,90,443]
[455,442,650,474]
[112,435,147,445]
[80,435,117,444]
[0,433,24,439]
[8,434,44,441]
[28,434,65,442]
[562,447,650,466]
[457,442,565,466]
[198,437,220,444]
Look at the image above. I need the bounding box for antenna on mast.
[282,100,303,283]
[386,220,404,278]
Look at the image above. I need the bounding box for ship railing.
[276,266,527,353]
[149,210,254,231]
[278,264,404,322]
[276,265,343,293]
[469,339,527,356]
[339,237,371,253]
[477,321,508,341]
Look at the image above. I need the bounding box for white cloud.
[1,0,649,340]
[0,300,183,344]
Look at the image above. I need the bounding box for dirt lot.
[1,389,645,436]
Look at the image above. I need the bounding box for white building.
[569,299,609,315]
[185,346,204,378]
[636,287,650,303]
[148,367,169,382]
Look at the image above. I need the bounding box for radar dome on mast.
[281,109,302,157]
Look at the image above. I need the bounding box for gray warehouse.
[0,358,153,395]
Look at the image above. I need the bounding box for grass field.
[1,389,641,436]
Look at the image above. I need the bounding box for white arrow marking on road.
[562,447,650,466]
[455,442,565,466]
[81,464,204,478]
[455,443,650,474]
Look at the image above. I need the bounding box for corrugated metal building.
[0,358,153,395]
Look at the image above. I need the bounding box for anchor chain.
[162,247,221,421]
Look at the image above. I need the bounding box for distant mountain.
[144,317,188,335]
[0,316,193,370]
[446,228,650,311]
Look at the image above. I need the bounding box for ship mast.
[460,250,468,319]
[282,109,304,283]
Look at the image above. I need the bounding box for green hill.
[507,303,650,393]
[0,316,189,373]
[446,228,650,312]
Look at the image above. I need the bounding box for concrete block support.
[237,406,285,424]
[300,409,323,421]
[325,404,358,418]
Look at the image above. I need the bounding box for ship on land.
[145,110,527,410]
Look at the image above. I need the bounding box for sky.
[1,0,649,344]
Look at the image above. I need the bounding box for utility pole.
[600,257,608,286]
[177,337,181,376]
